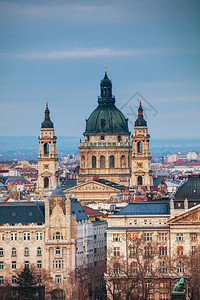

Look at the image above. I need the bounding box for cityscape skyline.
[0,0,200,138]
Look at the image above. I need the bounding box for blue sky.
[0,0,200,138]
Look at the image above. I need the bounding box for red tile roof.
[83,206,103,217]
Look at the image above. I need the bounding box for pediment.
[64,180,121,193]
[169,206,200,225]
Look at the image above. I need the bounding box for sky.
[0,0,200,139]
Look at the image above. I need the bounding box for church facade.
[79,67,153,189]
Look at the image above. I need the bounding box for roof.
[71,198,89,221]
[60,178,77,190]
[0,201,45,224]
[93,178,125,191]
[175,174,200,201]
[116,201,170,216]
[84,70,130,135]
[51,185,65,197]
[83,205,103,217]
[153,177,164,187]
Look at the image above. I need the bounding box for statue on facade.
[173,275,185,292]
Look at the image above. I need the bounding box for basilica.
[37,67,153,198]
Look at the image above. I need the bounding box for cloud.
[0,47,187,60]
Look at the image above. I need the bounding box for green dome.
[85,104,130,134]
[84,69,130,135]
[175,175,200,201]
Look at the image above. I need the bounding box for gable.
[168,206,200,225]
[64,180,121,193]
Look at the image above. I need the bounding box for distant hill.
[0,136,199,160]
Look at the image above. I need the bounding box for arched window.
[24,247,29,256]
[37,247,42,256]
[12,248,16,257]
[44,143,49,155]
[109,155,115,168]
[81,156,85,168]
[56,247,60,255]
[130,261,137,274]
[100,155,105,168]
[137,141,143,153]
[0,248,3,257]
[137,176,143,185]
[92,156,96,168]
[114,263,120,274]
[44,177,49,188]
[121,155,126,168]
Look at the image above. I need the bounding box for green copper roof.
[135,100,147,127]
[84,69,130,135]
[175,175,200,201]
[41,102,54,129]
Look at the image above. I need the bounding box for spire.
[98,65,115,104]
[45,99,50,120]
[41,100,54,128]
[105,64,107,75]
[134,98,147,127]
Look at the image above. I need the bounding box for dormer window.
[101,135,105,141]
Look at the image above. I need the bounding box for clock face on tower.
[137,162,143,168]
[43,164,49,170]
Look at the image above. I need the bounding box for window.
[137,141,143,153]
[192,246,196,254]
[92,156,96,168]
[148,294,154,300]
[144,233,152,241]
[114,263,120,274]
[129,233,137,240]
[44,177,49,188]
[144,247,153,257]
[118,135,121,142]
[144,219,147,225]
[24,247,29,256]
[190,233,197,241]
[137,176,143,185]
[12,248,16,257]
[24,261,29,268]
[145,281,151,288]
[130,261,137,274]
[159,247,167,256]
[55,275,62,284]
[176,233,183,241]
[177,262,184,274]
[114,247,120,256]
[129,246,137,257]
[0,248,3,257]
[37,261,42,269]
[100,135,105,140]
[23,232,30,240]
[0,233,4,241]
[0,276,4,285]
[159,233,167,242]
[109,155,115,168]
[100,118,106,128]
[35,247,42,257]
[134,219,138,225]
[56,247,60,255]
[120,155,126,168]
[44,143,49,155]
[36,232,43,240]
[12,276,17,285]
[11,233,17,241]
[12,261,16,269]
[160,294,169,300]
[146,263,152,274]
[177,246,183,256]
[113,234,120,242]
[0,262,4,269]
[100,155,105,168]
[160,262,167,274]
[160,281,168,288]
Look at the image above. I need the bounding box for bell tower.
[131,99,153,188]
[37,101,59,194]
